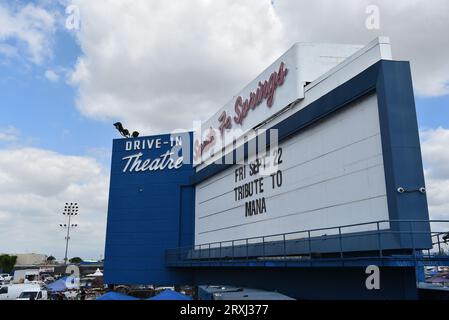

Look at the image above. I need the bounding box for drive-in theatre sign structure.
[104,38,448,299]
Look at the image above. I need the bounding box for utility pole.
[59,203,79,265]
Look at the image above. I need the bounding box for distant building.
[2,253,48,266]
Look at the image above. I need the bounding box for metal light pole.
[59,203,79,265]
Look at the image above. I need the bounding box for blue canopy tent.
[46,277,68,292]
[96,291,139,300]
[148,290,192,300]
[46,276,78,292]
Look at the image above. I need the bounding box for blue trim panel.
[376,62,430,246]
[179,186,196,248]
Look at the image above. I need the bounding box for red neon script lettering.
[218,111,232,136]
[194,128,216,161]
[234,62,288,126]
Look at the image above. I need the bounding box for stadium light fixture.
[59,203,79,265]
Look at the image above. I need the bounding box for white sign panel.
[194,93,389,246]
[194,43,363,166]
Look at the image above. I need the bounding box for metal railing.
[165,220,449,267]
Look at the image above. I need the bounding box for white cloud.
[421,128,449,180]
[0,126,19,142]
[69,0,283,134]
[275,0,449,97]
[0,3,56,64]
[421,128,449,221]
[68,0,449,136]
[44,69,60,82]
[0,147,109,260]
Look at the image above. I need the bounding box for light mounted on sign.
[396,187,426,194]
[113,122,139,138]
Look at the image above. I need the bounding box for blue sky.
[416,96,449,130]
[0,26,114,165]
[0,0,448,259]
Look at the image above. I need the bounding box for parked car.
[0,284,42,300]
[16,288,48,300]
[0,274,12,284]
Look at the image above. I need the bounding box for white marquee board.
[194,93,389,246]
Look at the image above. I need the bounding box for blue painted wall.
[104,132,194,285]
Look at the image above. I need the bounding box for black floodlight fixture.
[113,122,131,138]
[113,122,138,138]
[113,122,124,132]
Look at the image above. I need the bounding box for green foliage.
[47,256,56,261]
[0,255,17,274]
[69,257,83,264]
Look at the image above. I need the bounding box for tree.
[0,255,17,274]
[69,257,83,264]
[47,256,56,262]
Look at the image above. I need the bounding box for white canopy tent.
[86,268,103,277]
